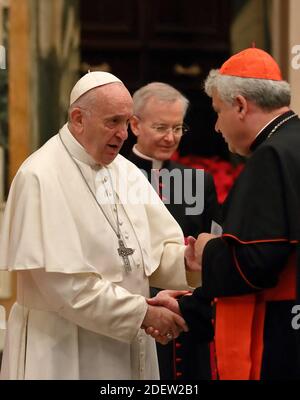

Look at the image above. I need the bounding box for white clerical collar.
[132,145,163,169]
[59,123,102,169]
[253,113,286,141]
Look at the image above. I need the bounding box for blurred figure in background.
[128,82,221,380]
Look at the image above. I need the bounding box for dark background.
[80,0,232,160]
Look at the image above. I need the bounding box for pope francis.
[0,72,200,379]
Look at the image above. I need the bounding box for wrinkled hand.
[144,290,191,344]
[184,236,201,272]
[194,233,218,264]
[141,304,188,345]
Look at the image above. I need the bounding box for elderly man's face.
[81,83,133,165]
[131,97,185,161]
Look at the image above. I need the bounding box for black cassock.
[128,151,220,380]
[179,110,300,379]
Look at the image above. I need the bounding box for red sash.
[215,253,296,380]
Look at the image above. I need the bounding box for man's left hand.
[184,236,201,272]
[194,232,218,264]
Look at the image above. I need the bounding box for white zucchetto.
[70,71,122,105]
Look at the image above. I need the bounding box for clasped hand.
[184,233,217,272]
[142,290,190,344]
[142,233,217,344]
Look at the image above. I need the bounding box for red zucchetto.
[219,48,282,81]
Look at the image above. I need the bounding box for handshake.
[141,233,216,345]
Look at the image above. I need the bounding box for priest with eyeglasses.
[128,82,220,380]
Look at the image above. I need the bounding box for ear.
[235,95,248,119]
[130,115,140,137]
[70,107,84,130]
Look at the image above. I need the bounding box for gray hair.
[132,82,189,117]
[204,69,291,111]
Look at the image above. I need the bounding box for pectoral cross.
[118,239,135,272]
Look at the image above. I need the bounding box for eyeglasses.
[150,124,189,137]
[134,116,189,137]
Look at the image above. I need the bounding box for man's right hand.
[141,304,188,345]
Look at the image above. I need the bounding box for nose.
[215,120,221,134]
[117,124,128,140]
[163,131,176,143]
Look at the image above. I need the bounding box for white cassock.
[0,124,198,380]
